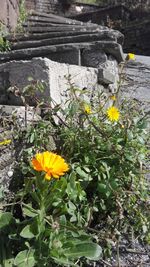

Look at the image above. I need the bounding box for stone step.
[23,24,110,34]
[0,41,124,64]
[21,11,123,44]
[36,0,56,3]
[11,32,116,50]
[27,15,74,24]
[8,30,112,42]
[28,10,86,25]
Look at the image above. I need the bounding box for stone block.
[0,57,100,105]
[98,68,115,85]
[47,49,80,65]
[82,48,107,68]
[0,105,41,125]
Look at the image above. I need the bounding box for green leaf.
[0,212,14,228]
[22,203,38,218]
[27,77,34,82]
[30,132,35,143]
[59,215,66,226]
[76,167,90,180]
[20,225,35,239]
[52,256,79,267]
[63,242,102,260]
[97,183,106,193]
[3,258,14,267]
[14,249,36,267]
[0,187,4,201]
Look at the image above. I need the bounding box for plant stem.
[116,238,120,267]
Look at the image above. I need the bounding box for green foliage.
[0,71,149,266]
[16,0,27,33]
[0,24,10,52]
[0,172,102,266]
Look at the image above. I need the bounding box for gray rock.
[121,55,150,113]
[98,68,115,85]
[121,55,150,181]
[0,57,102,105]
[0,105,41,126]
[0,41,124,64]
[82,49,107,68]
[10,32,117,50]
[1,10,124,68]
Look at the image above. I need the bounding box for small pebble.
[7,170,13,177]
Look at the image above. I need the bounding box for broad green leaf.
[14,250,36,267]
[97,183,106,193]
[3,258,14,267]
[76,167,89,180]
[70,214,77,222]
[0,212,14,228]
[22,203,38,218]
[68,201,76,210]
[20,225,35,239]
[59,215,66,226]
[63,242,102,260]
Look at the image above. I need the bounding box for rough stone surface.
[0,105,41,126]
[1,11,124,66]
[0,0,19,30]
[25,0,99,17]
[98,68,115,85]
[121,55,150,114]
[70,2,150,56]
[0,41,124,65]
[122,21,150,56]
[121,55,150,181]
[0,57,103,105]
[81,49,107,68]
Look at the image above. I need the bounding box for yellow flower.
[0,139,11,146]
[110,95,116,101]
[31,151,69,180]
[84,104,92,114]
[107,106,120,122]
[127,53,135,60]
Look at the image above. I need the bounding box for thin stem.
[116,238,120,267]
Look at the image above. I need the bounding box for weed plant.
[0,56,149,266]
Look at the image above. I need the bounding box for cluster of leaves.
[0,23,10,52]
[0,75,149,266]
[56,82,150,244]
[16,0,27,33]
[0,172,101,267]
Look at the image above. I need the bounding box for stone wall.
[25,0,36,10]
[25,0,98,16]
[100,0,150,9]
[70,5,131,27]
[0,0,19,30]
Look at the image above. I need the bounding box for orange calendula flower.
[31,151,69,180]
[0,139,11,146]
[127,53,135,60]
[107,106,120,122]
